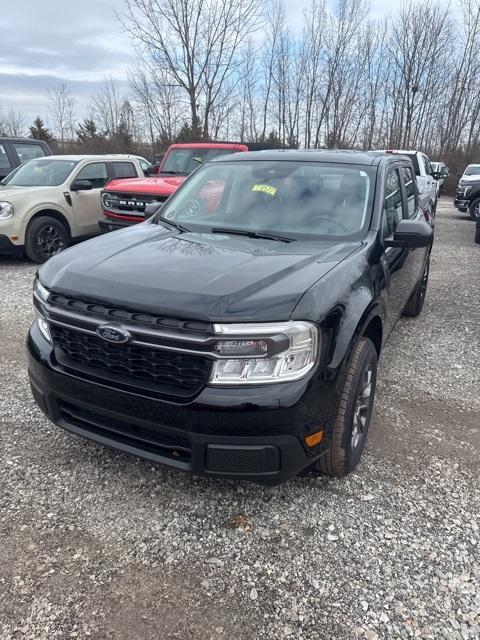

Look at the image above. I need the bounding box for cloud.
[0,0,134,124]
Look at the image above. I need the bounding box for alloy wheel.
[419,259,430,304]
[351,364,373,450]
[37,224,66,257]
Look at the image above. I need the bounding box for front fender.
[20,203,73,239]
[292,251,386,373]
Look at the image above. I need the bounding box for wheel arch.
[326,299,385,373]
[27,209,72,239]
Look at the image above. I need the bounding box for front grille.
[51,325,211,397]
[49,293,211,334]
[106,192,168,216]
[59,401,191,463]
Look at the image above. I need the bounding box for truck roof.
[212,149,397,166]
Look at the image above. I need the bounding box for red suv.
[99,142,290,231]
[99,142,253,231]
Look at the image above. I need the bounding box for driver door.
[70,162,108,236]
[381,167,411,335]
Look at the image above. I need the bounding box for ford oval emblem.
[96,325,131,344]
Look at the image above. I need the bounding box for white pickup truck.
[380,150,439,220]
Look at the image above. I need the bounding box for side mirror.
[71,179,93,192]
[144,201,163,219]
[145,166,157,176]
[384,219,433,249]
[431,171,443,180]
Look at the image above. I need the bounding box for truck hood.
[106,175,186,196]
[39,223,361,322]
[460,175,480,186]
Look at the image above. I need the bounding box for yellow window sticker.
[252,184,277,197]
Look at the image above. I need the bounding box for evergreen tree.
[76,118,103,142]
[29,117,52,141]
[76,118,107,153]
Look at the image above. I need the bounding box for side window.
[383,169,403,240]
[112,162,137,179]
[75,162,108,189]
[0,144,12,172]
[139,159,150,175]
[423,156,432,176]
[12,142,46,163]
[402,166,417,218]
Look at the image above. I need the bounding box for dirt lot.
[0,200,479,640]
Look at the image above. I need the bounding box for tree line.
[1,0,480,185]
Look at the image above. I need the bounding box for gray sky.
[0,0,402,128]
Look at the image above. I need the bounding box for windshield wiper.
[159,170,184,176]
[155,215,190,233]
[211,227,295,243]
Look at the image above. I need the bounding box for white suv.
[0,154,149,262]
[380,150,439,218]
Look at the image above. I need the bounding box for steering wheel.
[305,215,350,234]
[180,198,204,218]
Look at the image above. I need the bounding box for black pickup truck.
[454,178,480,221]
[0,137,51,181]
[28,150,432,485]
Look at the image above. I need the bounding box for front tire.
[25,216,69,263]
[475,219,480,244]
[402,256,430,317]
[317,337,377,477]
[469,198,480,221]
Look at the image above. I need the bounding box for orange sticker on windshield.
[252,184,277,197]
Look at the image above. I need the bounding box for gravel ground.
[0,200,479,640]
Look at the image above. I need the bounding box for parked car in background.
[99,141,290,231]
[431,161,449,194]
[458,164,480,185]
[0,137,51,181]
[380,150,439,221]
[454,175,480,220]
[28,150,433,484]
[0,154,146,262]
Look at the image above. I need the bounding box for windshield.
[4,158,78,187]
[161,148,238,175]
[464,165,480,176]
[158,160,375,239]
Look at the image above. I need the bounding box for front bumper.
[99,217,138,233]
[0,233,23,255]
[27,322,337,484]
[454,197,469,211]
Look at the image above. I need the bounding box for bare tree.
[0,105,26,137]
[48,82,76,150]
[91,78,126,136]
[129,63,185,145]
[120,0,263,139]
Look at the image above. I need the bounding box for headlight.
[101,192,113,210]
[464,186,472,196]
[34,278,50,302]
[36,315,52,343]
[0,201,14,220]
[33,279,52,342]
[210,321,318,385]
